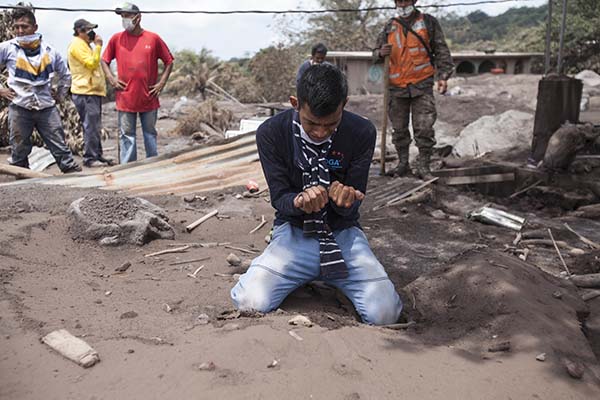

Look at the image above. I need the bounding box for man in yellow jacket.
[68,18,112,167]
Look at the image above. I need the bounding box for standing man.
[231,65,402,326]
[101,3,174,164]
[0,7,81,173]
[68,18,112,168]
[296,43,329,85]
[374,0,454,178]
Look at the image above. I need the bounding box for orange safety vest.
[387,15,435,87]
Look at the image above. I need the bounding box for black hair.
[12,6,36,25]
[311,43,328,56]
[297,64,348,117]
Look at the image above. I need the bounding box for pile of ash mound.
[68,195,175,246]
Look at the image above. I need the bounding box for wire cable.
[0,0,543,15]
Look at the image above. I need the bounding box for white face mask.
[397,5,415,18]
[122,17,135,32]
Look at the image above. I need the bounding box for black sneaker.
[62,164,82,174]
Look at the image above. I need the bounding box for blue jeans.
[8,104,78,172]
[118,110,158,164]
[72,94,103,164]
[231,223,402,325]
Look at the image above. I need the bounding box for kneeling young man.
[231,65,402,325]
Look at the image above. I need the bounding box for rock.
[536,353,546,362]
[196,361,216,371]
[127,349,135,354]
[575,70,600,87]
[267,359,279,369]
[452,110,534,158]
[222,323,240,331]
[115,261,132,272]
[288,315,313,327]
[196,313,210,325]
[183,195,195,203]
[488,341,511,353]
[552,291,563,299]
[226,253,242,267]
[120,311,138,319]
[430,210,447,220]
[564,359,585,379]
[569,248,586,256]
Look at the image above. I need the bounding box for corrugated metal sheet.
[2,132,266,196]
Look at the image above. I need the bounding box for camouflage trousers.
[388,91,437,151]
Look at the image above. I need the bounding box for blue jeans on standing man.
[8,104,79,172]
[118,110,158,164]
[231,222,403,325]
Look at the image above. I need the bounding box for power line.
[0,0,542,15]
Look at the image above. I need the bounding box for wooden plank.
[0,164,51,179]
[442,173,515,186]
[433,165,512,178]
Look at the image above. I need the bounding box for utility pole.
[544,0,553,75]
[557,0,568,74]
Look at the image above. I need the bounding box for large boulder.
[68,195,175,246]
[452,110,534,158]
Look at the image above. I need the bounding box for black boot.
[415,149,433,180]
[385,146,410,177]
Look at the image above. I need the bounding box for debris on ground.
[226,253,242,267]
[451,110,534,158]
[68,195,175,246]
[171,99,233,142]
[467,206,525,231]
[288,315,313,327]
[41,329,100,368]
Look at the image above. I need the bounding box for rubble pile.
[171,98,233,142]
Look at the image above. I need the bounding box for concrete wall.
[330,56,538,95]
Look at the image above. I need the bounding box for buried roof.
[0,132,264,196]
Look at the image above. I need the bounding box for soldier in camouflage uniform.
[374,0,454,178]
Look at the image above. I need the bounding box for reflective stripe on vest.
[386,15,435,88]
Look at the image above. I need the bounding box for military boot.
[415,149,433,180]
[385,146,410,177]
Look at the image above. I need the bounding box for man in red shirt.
[101,3,174,164]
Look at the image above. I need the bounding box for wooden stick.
[520,239,571,249]
[145,245,190,258]
[581,289,600,301]
[564,223,600,250]
[373,178,438,211]
[571,274,600,288]
[169,256,210,266]
[379,55,390,176]
[509,179,543,199]
[224,245,260,254]
[186,209,219,233]
[381,321,416,330]
[0,164,51,179]
[187,265,205,279]
[249,215,267,234]
[548,229,571,276]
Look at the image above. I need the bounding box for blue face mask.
[397,5,415,18]
[15,33,41,47]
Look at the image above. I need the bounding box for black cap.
[115,3,140,15]
[73,18,98,30]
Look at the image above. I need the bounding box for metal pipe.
[544,0,553,75]
[557,0,568,74]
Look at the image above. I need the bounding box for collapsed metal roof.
[1,132,265,196]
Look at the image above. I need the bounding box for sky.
[8,0,548,59]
